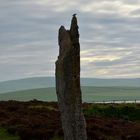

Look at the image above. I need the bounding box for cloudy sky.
[0,0,140,81]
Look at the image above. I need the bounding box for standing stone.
[55,15,87,140]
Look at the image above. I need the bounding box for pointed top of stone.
[70,14,79,43]
[71,14,78,27]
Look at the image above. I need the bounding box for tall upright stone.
[55,15,87,140]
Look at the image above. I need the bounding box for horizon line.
[0,76,140,83]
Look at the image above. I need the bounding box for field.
[0,86,140,102]
[0,101,140,140]
[0,77,140,94]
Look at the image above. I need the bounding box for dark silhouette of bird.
[73,13,77,17]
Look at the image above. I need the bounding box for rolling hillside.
[0,87,140,102]
[0,77,140,94]
[0,77,55,94]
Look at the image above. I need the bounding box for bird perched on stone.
[72,13,77,17]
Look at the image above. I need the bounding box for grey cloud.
[0,0,140,81]
[122,0,140,5]
[130,9,140,17]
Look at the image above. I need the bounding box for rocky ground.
[0,100,140,140]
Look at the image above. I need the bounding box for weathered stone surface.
[55,15,87,140]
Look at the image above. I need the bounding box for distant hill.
[0,86,140,102]
[0,77,55,94]
[81,78,140,87]
[0,77,140,94]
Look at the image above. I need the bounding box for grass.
[28,105,58,111]
[0,128,20,140]
[0,88,56,101]
[83,103,140,121]
[0,86,140,102]
[51,136,63,140]
[82,86,140,102]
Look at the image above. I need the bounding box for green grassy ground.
[0,86,140,102]
[0,88,56,101]
[0,128,20,140]
[82,86,140,102]
[83,103,140,121]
